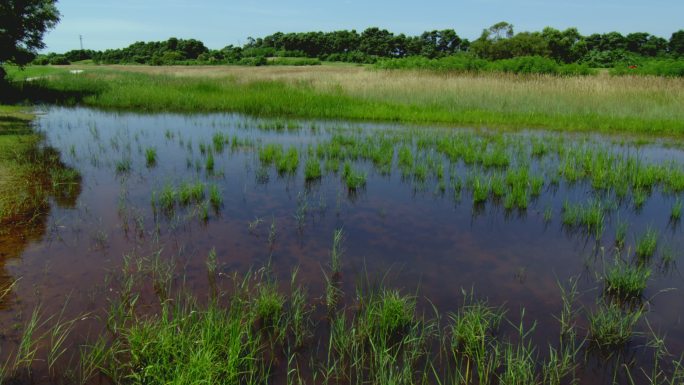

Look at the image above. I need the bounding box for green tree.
[670,30,684,56]
[542,27,585,63]
[359,27,395,57]
[0,0,60,68]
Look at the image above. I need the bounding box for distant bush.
[324,51,378,64]
[274,49,308,58]
[32,55,50,65]
[610,59,684,77]
[48,55,70,65]
[580,49,642,68]
[268,57,321,66]
[237,56,267,66]
[490,56,559,74]
[375,55,595,75]
[375,55,487,71]
[241,47,276,58]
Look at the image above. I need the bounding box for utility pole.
[79,35,83,50]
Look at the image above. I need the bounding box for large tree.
[0,0,60,67]
[670,30,684,56]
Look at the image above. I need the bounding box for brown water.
[1,107,683,384]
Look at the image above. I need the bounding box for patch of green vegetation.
[0,106,81,225]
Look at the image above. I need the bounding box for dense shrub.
[268,57,321,66]
[611,59,684,77]
[237,56,267,66]
[48,55,70,65]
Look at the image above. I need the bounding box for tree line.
[34,23,684,68]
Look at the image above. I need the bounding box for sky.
[42,0,684,53]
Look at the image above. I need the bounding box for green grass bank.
[0,105,80,226]
[4,64,684,137]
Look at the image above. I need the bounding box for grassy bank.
[5,65,684,137]
[0,105,80,226]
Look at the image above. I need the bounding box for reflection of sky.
[42,0,684,52]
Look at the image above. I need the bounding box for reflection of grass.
[0,106,81,225]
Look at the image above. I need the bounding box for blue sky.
[42,0,684,52]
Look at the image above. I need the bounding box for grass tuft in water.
[342,161,367,190]
[145,147,157,168]
[671,199,682,221]
[635,227,658,262]
[115,158,131,174]
[205,151,215,172]
[209,184,222,211]
[588,301,643,349]
[253,283,285,330]
[304,157,322,181]
[561,200,605,237]
[604,259,651,300]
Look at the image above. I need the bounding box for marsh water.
[1,107,683,384]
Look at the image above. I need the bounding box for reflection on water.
[0,121,81,311]
[0,106,682,384]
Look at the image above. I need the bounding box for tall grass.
[13,65,684,136]
[376,55,596,76]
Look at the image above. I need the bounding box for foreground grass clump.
[366,289,416,336]
[10,65,684,136]
[124,301,262,384]
[253,283,285,328]
[4,253,684,385]
[588,302,643,349]
[451,298,504,352]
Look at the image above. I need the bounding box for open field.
[5,64,684,136]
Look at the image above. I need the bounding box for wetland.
[0,106,683,384]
